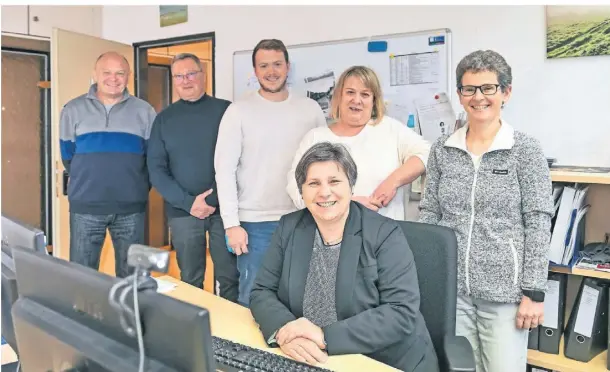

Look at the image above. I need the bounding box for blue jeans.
[168,214,239,303]
[237,221,279,307]
[69,212,145,278]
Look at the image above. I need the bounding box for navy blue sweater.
[147,94,231,218]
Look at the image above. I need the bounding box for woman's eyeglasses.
[458,84,501,96]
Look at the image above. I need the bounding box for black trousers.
[168,214,239,303]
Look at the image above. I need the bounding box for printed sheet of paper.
[153,277,177,294]
[384,93,412,128]
[415,92,456,142]
[574,285,600,338]
[390,51,440,86]
[542,279,561,329]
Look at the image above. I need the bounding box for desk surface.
[158,276,398,372]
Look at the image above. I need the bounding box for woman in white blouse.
[286,65,431,220]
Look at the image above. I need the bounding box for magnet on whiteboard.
[368,40,388,52]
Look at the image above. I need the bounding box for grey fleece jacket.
[419,121,554,304]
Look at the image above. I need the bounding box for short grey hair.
[456,50,512,92]
[295,142,357,195]
[171,53,203,71]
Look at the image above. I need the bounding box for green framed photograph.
[160,5,188,28]
[546,5,610,59]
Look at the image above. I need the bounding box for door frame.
[1,44,53,246]
[132,31,216,101]
[132,32,216,246]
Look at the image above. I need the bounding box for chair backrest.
[397,221,458,355]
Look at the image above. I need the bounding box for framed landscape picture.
[546,5,610,59]
[160,5,188,28]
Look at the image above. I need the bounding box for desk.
[158,276,399,372]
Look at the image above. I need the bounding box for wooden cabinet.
[1,5,28,34]
[527,170,610,372]
[1,5,102,38]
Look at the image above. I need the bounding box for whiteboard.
[233,28,452,134]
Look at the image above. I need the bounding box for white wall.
[103,5,610,167]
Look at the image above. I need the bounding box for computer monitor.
[1,214,47,254]
[1,245,19,354]
[1,214,48,355]
[11,246,216,372]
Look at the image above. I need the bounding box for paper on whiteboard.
[574,285,599,338]
[304,70,336,119]
[542,279,561,329]
[385,93,412,128]
[415,92,456,142]
[390,51,439,86]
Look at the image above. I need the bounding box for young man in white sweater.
[214,39,327,307]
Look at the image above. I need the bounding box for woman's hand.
[352,195,382,211]
[276,317,326,349]
[371,176,399,207]
[279,337,328,365]
[516,295,544,329]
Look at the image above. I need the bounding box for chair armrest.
[443,334,476,372]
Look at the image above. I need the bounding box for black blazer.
[250,201,438,371]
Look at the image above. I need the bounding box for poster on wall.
[546,5,610,59]
[160,5,188,27]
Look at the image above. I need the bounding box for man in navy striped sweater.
[59,52,156,278]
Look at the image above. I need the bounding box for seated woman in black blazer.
[250,142,439,371]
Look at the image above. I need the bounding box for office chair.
[398,221,476,372]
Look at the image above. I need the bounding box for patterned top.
[302,229,341,328]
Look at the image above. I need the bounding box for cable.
[107,269,147,372]
[109,279,134,335]
[133,268,145,372]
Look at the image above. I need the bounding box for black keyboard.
[212,336,332,372]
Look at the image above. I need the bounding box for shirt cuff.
[267,330,279,346]
[222,214,241,229]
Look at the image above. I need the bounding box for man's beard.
[259,76,287,93]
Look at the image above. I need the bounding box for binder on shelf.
[528,326,539,350]
[607,291,610,370]
[564,277,609,362]
[538,272,568,354]
[526,366,554,372]
[548,184,589,267]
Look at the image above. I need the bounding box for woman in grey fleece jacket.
[419,50,554,372]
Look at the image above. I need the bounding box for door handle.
[63,170,69,196]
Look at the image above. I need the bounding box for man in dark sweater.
[147,53,239,302]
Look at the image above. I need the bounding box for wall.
[102,5,610,167]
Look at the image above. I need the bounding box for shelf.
[550,170,610,185]
[528,336,607,372]
[549,265,610,280]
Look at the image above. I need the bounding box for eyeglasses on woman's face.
[458,84,501,96]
